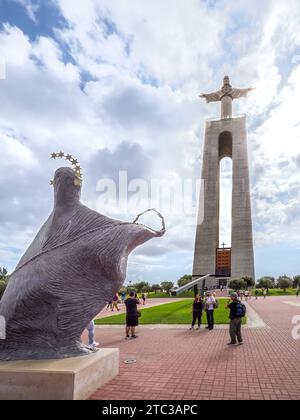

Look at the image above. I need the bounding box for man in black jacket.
[124,292,140,339]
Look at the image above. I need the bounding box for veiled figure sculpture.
[0,166,165,361]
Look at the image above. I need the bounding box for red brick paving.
[89,296,300,400]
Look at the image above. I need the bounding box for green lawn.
[147,289,299,298]
[147,291,195,298]
[95,298,246,325]
[255,288,298,296]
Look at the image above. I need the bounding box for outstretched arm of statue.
[199,90,222,103]
[231,87,255,99]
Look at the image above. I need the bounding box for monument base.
[0,348,119,400]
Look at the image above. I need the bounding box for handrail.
[171,274,211,295]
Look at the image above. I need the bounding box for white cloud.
[0,0,300,281]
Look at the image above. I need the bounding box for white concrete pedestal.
[0,348,119,400]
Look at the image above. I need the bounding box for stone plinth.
[0,348,119,400]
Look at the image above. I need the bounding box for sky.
[0,0,299,284]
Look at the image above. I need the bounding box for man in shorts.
[124,291,140,339]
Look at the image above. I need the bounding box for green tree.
[0,267,8,280]
[151,284,161,294]
[0,280,7,299]
[141,285,151,293]
[257,277,275,290]
[127,286,137,294]
[177,275,192,288]
[0,267,9,299]
[293,275,300,289]
[132,281,150,293]
[277,275,293,292]
[160,281,174,294]
[229,279,247,291]
[241,276,255,289]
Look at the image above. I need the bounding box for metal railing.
[171,274,211,295]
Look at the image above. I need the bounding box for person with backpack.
[227,292,245,345]
[120,290,126,305]
[190,295,203,330]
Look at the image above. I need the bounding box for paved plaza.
[88,296,300,400]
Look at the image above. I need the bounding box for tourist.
[296,288,300,297]
[255,289,259,300]
[124,291,141,339]
[121,290,126,304]
[112,293,120,311]
[106,298,113,310]
[190,295,203,330]
[227,292,245,345]
[263,289,267,299]
[141,293,146,305]
[205,291,217,330]
[244,290,249,301]
[86,320,99,349]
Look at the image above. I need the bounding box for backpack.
[236,302,246,317]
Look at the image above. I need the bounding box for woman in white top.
[205,291,217,330]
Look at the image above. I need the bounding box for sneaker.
[92,341,99,347]
[189,327,194,330]
[227,342,236,345]
[131,335,138,339]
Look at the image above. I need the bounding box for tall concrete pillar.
[193,76,255,286]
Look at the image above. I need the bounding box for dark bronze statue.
[0,164,165,360]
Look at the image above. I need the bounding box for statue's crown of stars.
[50,152,83,185]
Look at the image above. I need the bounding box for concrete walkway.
[89,296,300,400]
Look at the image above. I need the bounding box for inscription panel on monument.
[216,248,231,277]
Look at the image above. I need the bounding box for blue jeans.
[87,320,95,345]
